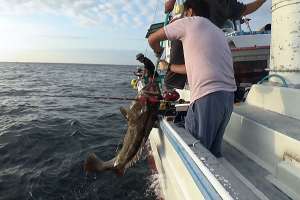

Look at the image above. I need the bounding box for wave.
[0,62,155,200]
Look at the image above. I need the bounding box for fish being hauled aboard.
[84,82,161,176]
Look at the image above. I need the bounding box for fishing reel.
[163,90,180,102]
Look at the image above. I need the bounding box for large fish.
[84,82,161,176]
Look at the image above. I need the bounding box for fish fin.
[124,138,147,170]
[119,107,129,121]
[126,110,138,122]
[121,105,141,122]
[84,153,115,173]
[127,101,144,122]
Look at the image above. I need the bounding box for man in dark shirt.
[164,0,267,90]
[164,41,187,90]
[165,0,266,20]
[136,53,156,78]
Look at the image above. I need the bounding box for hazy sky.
[0,0,271,65]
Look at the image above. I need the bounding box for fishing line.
[144,0,161,57]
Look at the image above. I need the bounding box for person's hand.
[257,0,267,4]
[158,60,169,71]
[165,0,176,13]
[155,47,164,58]
[155,51,162,58]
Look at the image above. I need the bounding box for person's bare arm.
[243,0,266,16]
[170,64,186,74]
[148,28,167,56]
[158,60,186,74]
[165,0,176,13]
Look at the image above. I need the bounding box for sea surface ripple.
[0,62,156,200]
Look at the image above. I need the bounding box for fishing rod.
[6,94,137,101]
[5,94,181,103]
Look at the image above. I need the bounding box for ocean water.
[0,62,157,200]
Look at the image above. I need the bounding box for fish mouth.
[84,153,103,173]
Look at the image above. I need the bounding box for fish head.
[125,100,147,124]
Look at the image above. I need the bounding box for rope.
[144,0,161,57]
[164,12,171,26]
[257,74,288,87]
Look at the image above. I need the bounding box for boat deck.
[222,141,291,200]
[169,121,291,200]
[234,103,300,141]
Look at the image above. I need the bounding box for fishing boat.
[225,19,271,101]
[134,0,300,199]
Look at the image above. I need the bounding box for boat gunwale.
[159,118,234,200]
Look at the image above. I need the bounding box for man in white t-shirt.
[148,0,236,157]
[163,0,267,91]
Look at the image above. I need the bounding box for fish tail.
[84,153,113,173]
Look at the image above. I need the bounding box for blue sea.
[0,62,157,200]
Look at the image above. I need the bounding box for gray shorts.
[185,91,234,157]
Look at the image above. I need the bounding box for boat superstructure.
[227,23,271,101]
[139,0,300,199]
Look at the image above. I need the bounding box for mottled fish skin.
[84,83,160,176]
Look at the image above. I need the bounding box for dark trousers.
[185,91,234,157]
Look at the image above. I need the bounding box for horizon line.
[0,61,139,67]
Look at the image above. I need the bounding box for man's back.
[164,17,236,102]
[143,57,155,75]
